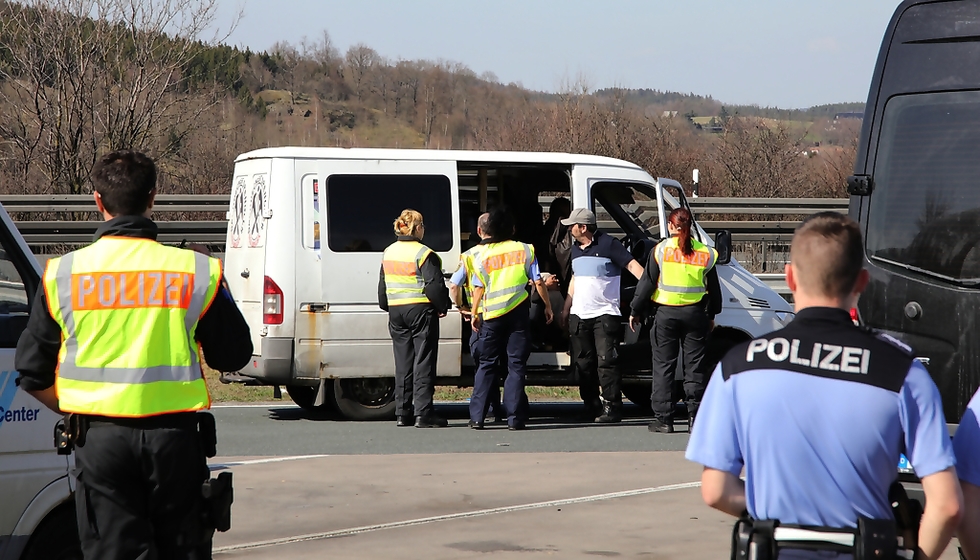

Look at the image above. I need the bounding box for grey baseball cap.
[560,208,596,226]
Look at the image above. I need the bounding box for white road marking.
[212,481,701,554]
[210,455,330,470]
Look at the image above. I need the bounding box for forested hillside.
[0,0,861,199]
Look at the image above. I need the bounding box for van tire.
[332,378,396,421]
[286,384,335,414]
[21,501,82,560]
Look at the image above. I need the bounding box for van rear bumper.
[238,338,294,384]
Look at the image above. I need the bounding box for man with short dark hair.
[561,208,643,422]
[686,212,962,559]
[15,150,252,559]
[469,209,553,430]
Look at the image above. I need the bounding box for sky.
[212,0,901,110]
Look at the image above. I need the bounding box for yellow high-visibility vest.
[477,241,533,320]
[458,243,488,311]
[382,240,433,306]
[44,236,222,417]
[652,236,718,306]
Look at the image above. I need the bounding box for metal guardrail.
[0,194,849,246]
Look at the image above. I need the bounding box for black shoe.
[468,420,484,430]
[648,418,674,433]
[595,404,622,424]
[396,415,414,427]
[508,421,526,431]
[415,413,448,428]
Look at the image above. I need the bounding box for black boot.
[648,417,674,433]
[415,412,448,428]
[595,403,622,423]
[396,415,414,427]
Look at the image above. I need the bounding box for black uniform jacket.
[377,236,452,314]
[629,243,722,320]
[15,215,253,392]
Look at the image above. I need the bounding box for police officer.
[686,212,962,560]
[379,209,451,428]
[561,208,644,423]
[15,150,252,559]
[449,212,504,423]
[629,207,720,433]
[469,209,553,430]
[953,389,980,559]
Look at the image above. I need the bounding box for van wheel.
[285,384,335,413]
[332,378,396,421]
[21,502,82,560]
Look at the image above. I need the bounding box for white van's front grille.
[747,297,771,309]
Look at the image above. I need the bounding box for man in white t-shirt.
[561,208,644,422]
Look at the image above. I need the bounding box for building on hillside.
[690,116,724,133]
[833,111,864,121]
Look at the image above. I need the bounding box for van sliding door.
[317,160,461,378]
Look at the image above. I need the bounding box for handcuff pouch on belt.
[732,515,906,560]
[54,413,88,455]
[197,411,234,533]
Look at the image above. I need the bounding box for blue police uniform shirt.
[953,388,980,487]
[686,307,954,528]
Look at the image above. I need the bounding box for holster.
[889,481,921,553]
[53,413,88,455]
[732,517,777,560]
[202,471,234,533]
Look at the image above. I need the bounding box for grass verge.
[205,366,582,404]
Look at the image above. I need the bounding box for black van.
[849,0,980,423]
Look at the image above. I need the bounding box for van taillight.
[264,276,283,325]
[850,307,860,325]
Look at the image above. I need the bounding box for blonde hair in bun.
[393,209,424,237]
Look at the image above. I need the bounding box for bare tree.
[0,0,239,194]
[344,43,378,102]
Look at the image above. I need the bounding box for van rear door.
[224,159,273,353]
[317,160,461,378]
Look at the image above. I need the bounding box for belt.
[733,517,913,560]
[84,411,200,430]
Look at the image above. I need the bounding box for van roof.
[234,147,644,170]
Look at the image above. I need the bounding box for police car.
[0,202,80,559]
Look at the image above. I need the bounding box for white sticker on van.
[247,174,268,248]
[230,177,248,249]
[0,370,41,427]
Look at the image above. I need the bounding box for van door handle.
[301,302,328,313]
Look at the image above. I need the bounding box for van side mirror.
[714,230,732,265]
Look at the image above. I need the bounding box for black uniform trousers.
[388,303,439,417]
[74,413,210,560]
[651,302,710,422]
[469,328,502,417]
[570,314,623,405]
[470,299,531,427]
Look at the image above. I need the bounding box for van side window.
[0,247,30,348]
[326,174,453,252]
[867,92,980,282]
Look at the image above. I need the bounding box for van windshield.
[866,91,980,285]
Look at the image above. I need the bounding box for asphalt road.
[207,402,962,559]
[211,401,691,457]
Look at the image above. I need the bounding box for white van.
[0,203,79,559]
[224,147,794,419]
